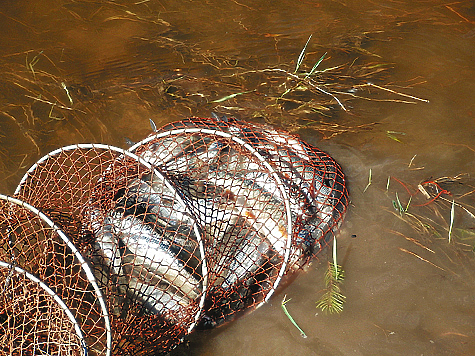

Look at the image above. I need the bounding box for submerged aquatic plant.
[316,237,346,314]
[385,173,475,266]
[315,262,346,314]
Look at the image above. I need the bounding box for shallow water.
[0,0,474,355]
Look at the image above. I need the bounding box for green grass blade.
[282,295,307,338]
[304,52,327,79]
[295,34,312,73]
[332,236,338,279]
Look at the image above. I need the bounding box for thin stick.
[24,95,86,113]
[448,200,455,243]
[61,82,73,105]
[363,168,372,193]
[399,248,445,271]
[388,230,435,253]
[439,196,475,220]
[255,68,347,111]
[445,5,474,23]
[367,83,430,103]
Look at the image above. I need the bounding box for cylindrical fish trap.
[2,116,348,352]
[155,117,349,270]
[129,124,295,328]
[0,194,105,355]
[0,261,86,356]
[14,145,208,355]
[130,117,348,327]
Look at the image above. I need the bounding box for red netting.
[12,145,207,355]
[129,116,348,328]
[0,195,105,355]
[1,116,348,354]
[0,262,85,356]
[130,124,293,327]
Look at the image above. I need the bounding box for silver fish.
[179,172,286,290]
[132,117,346,271]
[89,209,202,315]
[113,173,203,271]
[137,134,225,178]
[216,221,274,290]
[128,278,190,321]
[135,134,290,264]
[198,117,346,266]
[197,208,278,291]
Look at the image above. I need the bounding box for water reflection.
[0,0,474,355]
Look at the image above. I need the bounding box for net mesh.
[12,144,207,355]
[130,117,348,328]
[0,195,100,355]
[131,125,293,327]
[1,116,348,354]
[0,262,85,356]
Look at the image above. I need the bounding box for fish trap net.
[130,116,348,327]
[11,144,208,355]
[1,116,348,354]
[0,194,104,355]
[0,261,86,356]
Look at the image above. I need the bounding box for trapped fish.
[90,209,202,317]
[171,117,348,265]
[140,117,347,267]
[113,174,202,272]
[127,116,348,328]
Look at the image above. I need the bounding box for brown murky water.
[1,0,474,355]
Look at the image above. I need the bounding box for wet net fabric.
[0,262,85,356]
[135,117,348,265]
[130,117,348,328]
[11,145,207,355]
[0,117,348,355]
[130,125,294,328]
[0,195,101,356]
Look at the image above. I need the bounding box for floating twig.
[366,82,430,103]
[448,199,455,243]
[61,82,73,105]
[363,168,372,193]
[388,230,435,253]
[399,248,445,271]
[24,95,85,113]
[26,50,43,78]
[211,90,255,103]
